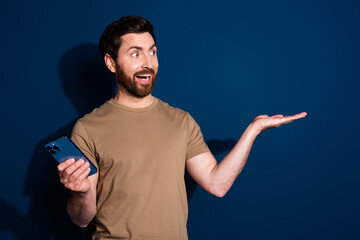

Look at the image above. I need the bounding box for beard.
[115,65,157,98]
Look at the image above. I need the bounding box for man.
[57,16,307,239]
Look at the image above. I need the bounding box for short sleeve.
[70,120,98,168]
[186,113,210,160]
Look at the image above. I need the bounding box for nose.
[141,53,153,69]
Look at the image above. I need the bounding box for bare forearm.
[67,190,97,228]
[187,112,306,198]
[210,123,260,196]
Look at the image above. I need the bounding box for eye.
[150,50,156,56]
[131,52,139,57]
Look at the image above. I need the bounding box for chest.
[93,112,189,177]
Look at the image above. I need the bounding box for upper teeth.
[138,74,150,77]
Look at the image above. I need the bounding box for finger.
[67,167,91,192]
[57,158,75,172]
[298,112,307,117]
[74,167,91,184]
[68,161,90,183]
[278,113,306,125]
[289,112,307,120]
[270,114,284,118]
[255,114,269,120]
[283,112,307,120]
[62,159,86,178]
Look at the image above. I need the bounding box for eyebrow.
[127,44,156,52]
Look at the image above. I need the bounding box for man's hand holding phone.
[45,136,98,194]
[57,157,98,227]
[57,158,91,193]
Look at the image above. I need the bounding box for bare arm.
[186,112,307,197]
[58,158,98,227]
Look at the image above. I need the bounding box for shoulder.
[78,100,113,123]
[157,98,190,119]
[155,99,201,132]
[72,100,113,135]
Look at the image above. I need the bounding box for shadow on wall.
[0,43,236,239]
[0,43,115,240]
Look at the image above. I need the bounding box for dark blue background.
[1,0,359,239]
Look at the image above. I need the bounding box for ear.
[104,53,116,73]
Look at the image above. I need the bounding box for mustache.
[133,69,155,76]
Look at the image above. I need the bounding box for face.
[112,32,158,98]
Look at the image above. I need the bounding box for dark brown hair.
[98,16,156,60]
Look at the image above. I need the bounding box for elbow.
[77,222,90,228]
[212,189,227,198]
[71,216,94,228]
[212,192,225,198]
[208,185,229,198]
[67,208,96,228]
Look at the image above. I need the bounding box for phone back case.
[45,136,97,176]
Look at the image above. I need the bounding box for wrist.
[247,122,262,137]
[70,189,90,198]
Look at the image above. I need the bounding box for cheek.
[123,62,142,75]
[153,59,159,70]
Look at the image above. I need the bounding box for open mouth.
[135,73,152,84]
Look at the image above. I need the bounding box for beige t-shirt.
[71,98,209,240]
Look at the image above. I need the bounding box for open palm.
[252,112,307,132]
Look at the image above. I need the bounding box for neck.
[113,86,154,109]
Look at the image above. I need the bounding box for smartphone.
[45,136,97,176]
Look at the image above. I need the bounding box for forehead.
[119,32,155,51]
